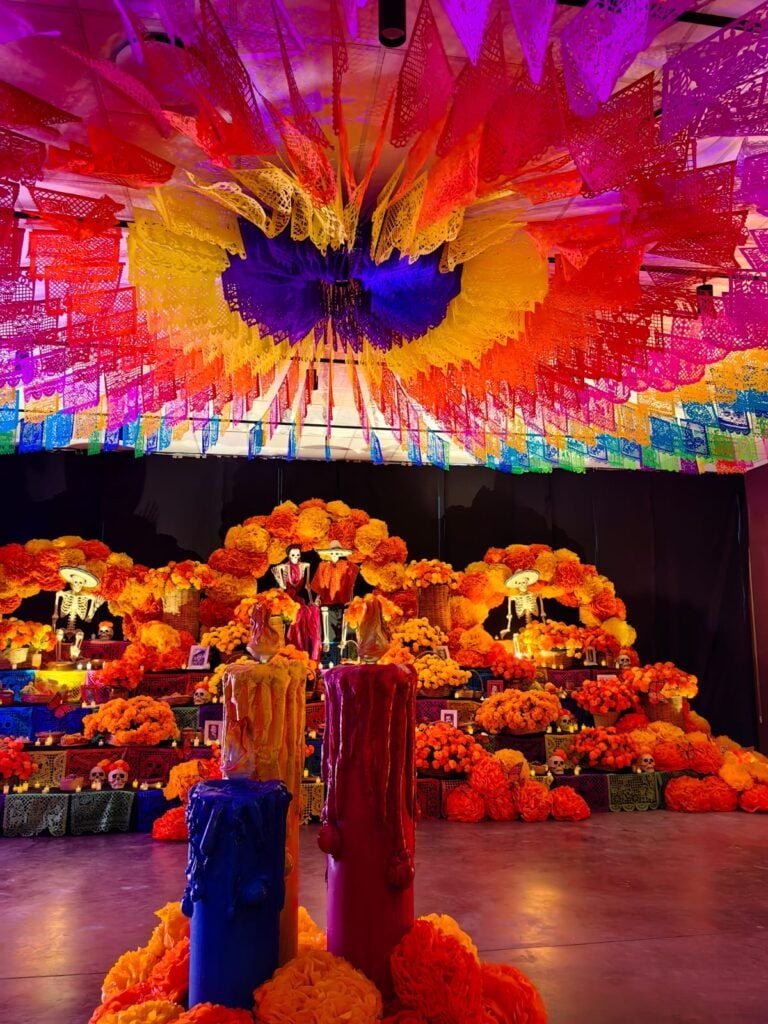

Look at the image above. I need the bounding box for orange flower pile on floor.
[664,776,739,812]
[621,662,698,700]
[151,806,188,842]
[570,727,638,771]
[485,643,537,685]
[444,784,487,823]
[572,676,639,716]
[551,787,591,821]
[415,722,488,775]
[253,949,382,1023]
[515,782,554,822]
[390,920,483,1023]
[739,783,768,812]
[476,689,562,735]
[83,696,180,746]
[0,736,38,780]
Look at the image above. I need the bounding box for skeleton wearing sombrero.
[52,566,103,661]
[311,540,359,649]
[500,568,547,639]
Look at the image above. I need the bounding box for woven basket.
[642,695,684,728]
[417,583,451,633]
[592,712,620,728]
[161,588,200,640]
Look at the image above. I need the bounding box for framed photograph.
[187,645,211,670]
[203,719,222,745]
[583,646,598,666]
[432,645,450,660]
[439,709,459,728]
[485,679,504,697]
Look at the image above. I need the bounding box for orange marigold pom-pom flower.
[516,782,553,822]
[382,1013,429,1024]
[151,806,188,842]
[665,776,738,812]
[687,737,723,775]
[147,938,189,1003]
[176,1005,253,1024]
[469,757,509,799]
[706,777,739,812]
[739,783,768,813]
[253,950,382,1023]
[551,786,590,821]
[391,920,483,1024]
[615,712,649,733]
[480,962,548,1024]
[445,784,486,823]
[651,740,689,772]
[484,789,517,822]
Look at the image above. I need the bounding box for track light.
[379,0,406,47]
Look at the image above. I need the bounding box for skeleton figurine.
[89,759,110,788]
[108,759,130,790]
[635,751,656,774]
[547,748,568,775]
[52,566,103,661]
[311,541,359,650]
[271,545,321,661]
[501,569,546,638]
[192,683,213,706]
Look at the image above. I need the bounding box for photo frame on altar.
[203,719,221,745]
[439,710,459,728]
[486,679,504,697]
[433,645,450,660]
[583,646,598,666]
[187,645,211,670]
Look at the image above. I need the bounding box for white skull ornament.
[108,765,129,789]
[98,621,114,640]
[616,653,633,670]
[90,765,107,785]
[193,686,211,706]
[557,711,577,733]
[547,750,568,775]
[635,752,655,773]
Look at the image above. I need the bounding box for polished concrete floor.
[2,814,767,1024]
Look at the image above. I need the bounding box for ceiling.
[1,1,767,469]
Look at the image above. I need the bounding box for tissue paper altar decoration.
[220,659,306,964]
[318,662,417,999]
[183,778,291,1009]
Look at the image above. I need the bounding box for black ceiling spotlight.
[696,283,714,314]
[379,0,406,47]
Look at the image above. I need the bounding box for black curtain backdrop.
[0,453,757,745]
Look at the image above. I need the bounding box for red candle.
[319,662,416,999]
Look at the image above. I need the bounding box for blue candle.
[183,778,291,1010]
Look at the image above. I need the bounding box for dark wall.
[0,453,757,746]
[745,465,768,753]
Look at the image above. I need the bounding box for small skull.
[547,750,568,775]
[193,686,211,706]
[616,653,632,670]
[90,765,106,784]
[108,768,128,790]
[98,621,114,640]
[557,711,576,733]
[635,752,655,773]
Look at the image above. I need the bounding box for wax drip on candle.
[319,665,416,890]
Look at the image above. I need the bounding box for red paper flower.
[615,711,649,733]
[739,783,768,813]
[151,806,188,842]
[651,740,689,773]
[551,786,591,821]
[391,920,483,1024]
[445,784,486,823]
[484,789,517,822]
[468,757,508,798]
[665,776,738,812]
[515,782,553,822]
[147,936,190,1002]
[177,1004,254,1024]
[480,962,548,1024]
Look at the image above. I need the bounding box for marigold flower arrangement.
[579,625,622,661]
[97,644,148,691]
[200,621,250,655]
[518,620,585,660]
[252,588,300,624]
[145,560,214,598]
[621,662,699,701]
[475,689,562,735]
[415,721,488,775]
[570,726,638,771]
[0,616,36,651]
[571,676,639,715]
[387,617,448,655]
[27,621,56,653]
[344,593,403,629]
[135,621,196,671]
[415,653,471,694]
[403,559,459,589]
[485,642,537,685]
[83,697,180,746]
[0,736,38,780]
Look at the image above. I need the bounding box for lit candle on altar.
[34,739,41,747]
[193,737,200,747]
[574,766,581,776]
[91,780,101,790]
[184,779,291,1010]
[132,779,139,789]
[42,785,50,793]
[171,740,178,748]
[75,785,82,792]
[319,663,417,1000]
[2,784,8,794]
[86,661,92,670]
[303,768,309,778]
[140,782,149,791]
[45,735,53,746]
